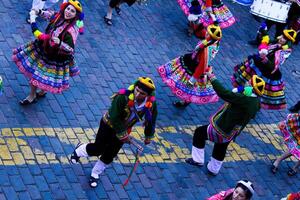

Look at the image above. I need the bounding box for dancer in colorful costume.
[157,24,222,107]
[178,0,235,37]
[207,180,254,200]
[70,77,157,188]
[185,73,265,175]
[271,113,300,176]
[232,29,297,110]
[12,0,84,105]
[27,0,68,23]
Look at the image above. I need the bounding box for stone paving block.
[100,175,114,191]
[49,183,65,199]
[42,168,58,184]
[138,173,152,188]
[64,189,78,200]
[18,191,31,200]
[107,191,121,200]
[0,173,10,187]
[40,192,53,200]
[49,137,64,154]
[51,163,65,176]
[10,175,26,192]
[76,115,90,127]
[57,175,72,190]
[27,185,42,200]
[126,189,141,200]
[2,186,18,200]
[63,168,78,183]
[55,112,69,126]
[18,168,34,185]
[34,175,49,192]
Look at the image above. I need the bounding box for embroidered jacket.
[103,94,157,141]
[210,79,260,140]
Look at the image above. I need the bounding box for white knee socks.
[75,144,88,157]
[207,157,223,175]
[192,146,205,164]
[91,160,107,179]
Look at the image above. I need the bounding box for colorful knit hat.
[283,29,297,43]
[119,77,156,117]
[60,0,84,34]
[207,24,222,41]
[251,75,265,96]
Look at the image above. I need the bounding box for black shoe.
[115,7,121,15]
[36,92,47,98]
[289,104,300,113]
[70,143,82,164]
[289,106,299,113]
[19,97,37,105]
[89,176,99,188]
[185,158,203,167]
[104,16,112,26]
[287,168,297,176]
[26,14,31,24]
[173,101,190,108]
[248,40,259,46]
[292,70,300,78]
[271,163,278,174]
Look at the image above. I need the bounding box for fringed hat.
[137,77,155,95]
[251,75,265,96]
[207,24,222,41]
[118,77,156,108]
[68,0,83,13]
[283,29,297,43]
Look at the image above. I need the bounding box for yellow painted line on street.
[0,124,291,166]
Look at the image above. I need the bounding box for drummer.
[248,0,297,45]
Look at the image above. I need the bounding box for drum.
[250,0,291,23]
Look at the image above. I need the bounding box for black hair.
[235,181,254,199]
[191,0,200,6]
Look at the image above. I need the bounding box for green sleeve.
[62,33,74,48]
[211,79,245,105]
[263,54,275,71]
[144,102,158,139]
[108,95,127,134]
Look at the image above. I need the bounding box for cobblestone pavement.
[0,0,299,199]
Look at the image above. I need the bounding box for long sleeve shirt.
[103,94,157,141]
[210,79,260,137]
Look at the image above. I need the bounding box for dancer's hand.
[52,37,60,45]
[29,9,39,23]
[278,121,286,130]
[206,70,216,81]
[210,13,217,22]
[121,136,131,144]
[188,77,196,87]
